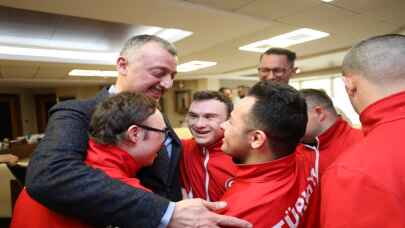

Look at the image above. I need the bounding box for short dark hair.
[248,81,307,158]
[120,34,177,58]
[192,90,233,117]
[89,92,158,145]
[260,48,296,66]
[299,88,337,115]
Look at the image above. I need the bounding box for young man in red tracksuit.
[180,91,238,201]
[12,92,167,228]
[220,81,320,228]
[299,89,363,175]
[321,34,405,227]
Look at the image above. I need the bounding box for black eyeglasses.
[257,67,289,75]
[136,123,169,137]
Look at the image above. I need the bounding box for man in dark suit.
[26,35,251,228]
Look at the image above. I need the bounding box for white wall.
[290,74,360,126]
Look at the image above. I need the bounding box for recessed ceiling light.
[177,61,217,72]
[239,28,330,53]
[321,0,335,2]
[69,69,118,77]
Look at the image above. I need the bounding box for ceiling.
[0,0,404,88]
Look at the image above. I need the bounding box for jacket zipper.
[202,147,211,201]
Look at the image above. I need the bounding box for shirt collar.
[317,117,348,149]
[360,91,405,135]
[108,85,118,95]
[235,152,296,183]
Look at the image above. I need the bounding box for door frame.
[0,94,23,140]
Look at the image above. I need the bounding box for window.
[290,75,360,125]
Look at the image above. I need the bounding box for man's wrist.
[158,202,176,228]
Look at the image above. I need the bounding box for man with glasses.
[180,91,237,202]
[299,89,363,176]
[25,35,251,228]
[12,92,168,227]
[258,48,298,84]
[219,81,320,228]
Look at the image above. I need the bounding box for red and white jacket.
[180,138,238,201]
[11,139,149,228]
[220,146,320,228]
[298,117,363,176]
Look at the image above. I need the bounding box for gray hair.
[120,34,177,58]
[342,34,405,84]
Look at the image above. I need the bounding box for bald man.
[299,89,363,175]
[320,34,405,227]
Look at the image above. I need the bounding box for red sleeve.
[321,165,405,228]
[11,189,91,228]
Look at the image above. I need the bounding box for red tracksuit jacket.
[11,139,149,228]
[298,117,363,176]
[180,138,238,201]
[220,146,320,228]
[321,91,405,228]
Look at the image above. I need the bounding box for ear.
[116,56,128,76]
[127,125,142,144]
[293,67,299,74]
[250,130,267,149]
[342,75,357,97]
[314,106,327,122]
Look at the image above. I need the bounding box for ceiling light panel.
[177,61,217,72]
[0,6,193,64]
[129,26,193,43]
[239,28,330,53]
[69,69,118,77]
[0,45,118,64]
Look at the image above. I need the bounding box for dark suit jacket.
[26,88,182,228]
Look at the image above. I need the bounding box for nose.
[160,74,174,89]
[260,71,276,81]
[194,117,206,128]
[220,121,227,131]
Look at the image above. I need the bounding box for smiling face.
[116,41,177,100]
[222,88,233,99]
[186,99,228,147]
[258,54,295,84]
[220,97,255,162]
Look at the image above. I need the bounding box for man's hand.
[0,154,19,166]
[168,198,252,228]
